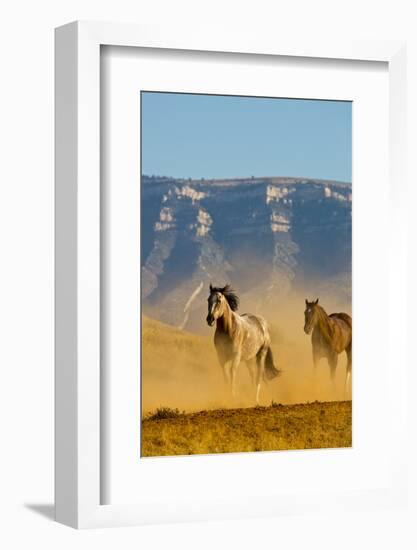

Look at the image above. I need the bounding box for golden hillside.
[142,401,352,457]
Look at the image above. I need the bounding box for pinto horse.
[304,298,352,393]
[206,284,280,404]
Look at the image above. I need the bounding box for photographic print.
[140,92,352,457]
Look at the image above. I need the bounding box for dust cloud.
[141,286,352,414]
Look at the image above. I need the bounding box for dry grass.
[141,314,352,412]
[142,315,208,354]
[141,303,353,457]
[141,400,352,457]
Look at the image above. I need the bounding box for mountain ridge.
[141,175,351,331]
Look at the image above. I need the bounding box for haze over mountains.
[141,175,352,332]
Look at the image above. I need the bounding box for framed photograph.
[138,91,354,459]
[55,21,407,528]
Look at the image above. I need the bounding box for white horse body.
[207,285,280,404]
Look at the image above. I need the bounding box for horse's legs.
[344,345,352,397]
[328,352,338,386]
[312,346,320,371]
[312,345,321,398]
[222,362,230,388]
[245,359,256,386]
[344,368,351,397]
[215,346,229,385]
[230,353,241,398]
[255,348,267,405]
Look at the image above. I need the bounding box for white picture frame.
[55,21,407,529]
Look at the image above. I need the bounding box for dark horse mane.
[210,284,240,312]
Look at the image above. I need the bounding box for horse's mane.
[309,301,352,344]
[211,284,239,311]
[315,305,334,340]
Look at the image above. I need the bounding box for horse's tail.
[264,347,282,381]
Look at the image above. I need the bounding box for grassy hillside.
[142,314,211,354]
[142,400,352,457]
[141,313,352,413]
[141,315,221,411]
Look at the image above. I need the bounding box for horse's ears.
[314,298,319,305]
[209,283,213,292]
[305,299,308,306]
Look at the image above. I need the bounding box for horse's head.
[206,284,226,326]
[304,298,319,334]
[206,283,238,326]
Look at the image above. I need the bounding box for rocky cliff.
[141,175,351,330]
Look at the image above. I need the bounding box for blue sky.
[141,92,351,182]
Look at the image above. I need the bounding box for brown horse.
[206,284,280,404]
[304,298,352,393]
